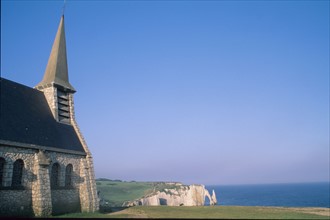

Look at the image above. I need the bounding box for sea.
[205,182,330,208]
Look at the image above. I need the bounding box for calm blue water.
[205,182,330,208]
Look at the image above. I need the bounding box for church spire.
[36,15,75,92]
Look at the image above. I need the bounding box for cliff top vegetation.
[96,179,188,207]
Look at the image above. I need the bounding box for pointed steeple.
[36,15,75,92]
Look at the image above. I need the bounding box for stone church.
[0,16,99,217]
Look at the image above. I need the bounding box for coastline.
[205,182,330,208]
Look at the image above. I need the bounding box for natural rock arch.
[204,189,217,205]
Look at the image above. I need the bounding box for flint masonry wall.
[51,189,81,215]
[0,190,34,216]
[69,93,99,212]
[0,145,94,217]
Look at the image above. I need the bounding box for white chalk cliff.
[123,184,217,207]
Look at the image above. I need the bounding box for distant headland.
[96,178,216,209]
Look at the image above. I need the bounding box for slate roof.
[0,77,85,153]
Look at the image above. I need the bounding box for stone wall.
[0,190,34,217]
[39,86,59,121]
[0,145,96,217]
[32,151,52,216]
[69,93,99,212]
[0,146,36,188]
[51,189,81,215]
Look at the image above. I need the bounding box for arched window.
[51,163,60,188]
[0,157,5,186]
[65,164,73,187]
[12,159,24,187]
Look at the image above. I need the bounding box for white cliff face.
[140,195,160,206]
[122,184,217,207]
[211,189,217,205]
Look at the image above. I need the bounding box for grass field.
[90,179,330,219]
[96,179,183,207]
[56,206,330,219]
[97,180,154,206]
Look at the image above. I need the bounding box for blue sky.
[1,0,329,185]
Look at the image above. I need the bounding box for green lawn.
[56,206,330,219]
